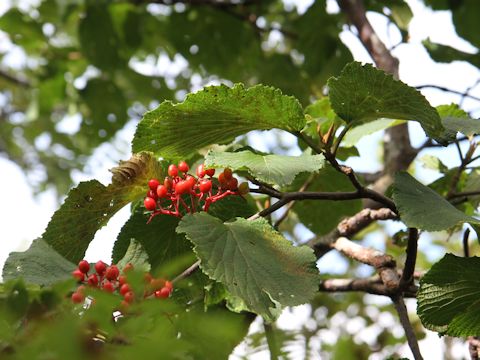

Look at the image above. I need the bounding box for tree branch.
[399,228,419,289]
[392,296,424,360]
[308,207,397,257]
[319,276,417,298]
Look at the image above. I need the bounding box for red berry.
[118,275,127,286]
[178,161,189,173]
[120,283,131,296]
[185,175,196,189]
[218,172,227,186]
[77,285,86,294]
[71,291,85,304]
[78,260,90,274]
[196,164,206,178]
[199,179,212,193]
[168,164,178,177]
[103,281,115,293]
[164,177,173,190]
[155,287,171,298]
[72,269,84,282]
[147,190,158,200]
[124,291,135,303]
[123,263,134,273]
[156,184,168,198]
[223,168,233,180]
[95,261,107,276]
[164,280,173,290]
[226,177,238,190]
[105,265,119,281]
[148,179,160,191]
[87,273,99,286]
[144,197,156,211]
[205,168,215,177]
[175,180,188,195]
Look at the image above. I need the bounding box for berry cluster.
[143,161,248,221]
[71,260,173,307]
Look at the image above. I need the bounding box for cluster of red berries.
[71,260,173,307]
[143,161,248,221]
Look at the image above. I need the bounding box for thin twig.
[331,123,353,158]
[399,228,419,289]
[464,228,471,258]
[172,260,201,284]
[416,84,480,103]
[392,296,424,360]
[273,174,313,229]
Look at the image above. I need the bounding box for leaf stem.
[264,321,281,360]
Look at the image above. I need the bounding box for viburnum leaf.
[2,239,76,286]
[204,149,325,186]
[328,62,444,141]
[417,253,480,336]
[116,239,151,272]
[392,172,480,231]
[342,118,404,147]
[132,83,306,160]
[176,213,320,321]
[42,152,163,263]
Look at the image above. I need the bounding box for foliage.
[2,0,480,359]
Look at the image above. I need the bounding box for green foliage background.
[2,0,480,359]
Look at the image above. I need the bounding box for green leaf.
[204,150,325,186]
[78,4,122,70]
[176,213,320,321]
[116,239,151,272]
[2,239,76,286]
[443,117,480,137]
[392,172,480,231]
[423,39,480,68]
[132,84,305,160]
[328,62,444,141]
[342,118,404,147]
[419,154,448,173]
[43,153,162,263]
[417,253,480,336]
[112,208,192,269]
[292,166,362,235]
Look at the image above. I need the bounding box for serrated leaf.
[292,166,362,235]
[417,254,480,336]
[117,239,151,272]
[43,153,162,263]
[2,239,76,286]
[176,213,320,321]
[328,62,444,141]
[132,84,305,160]
[204,150,324,186]
[392,172,480,231]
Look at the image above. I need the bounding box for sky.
[1,0,480,359]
